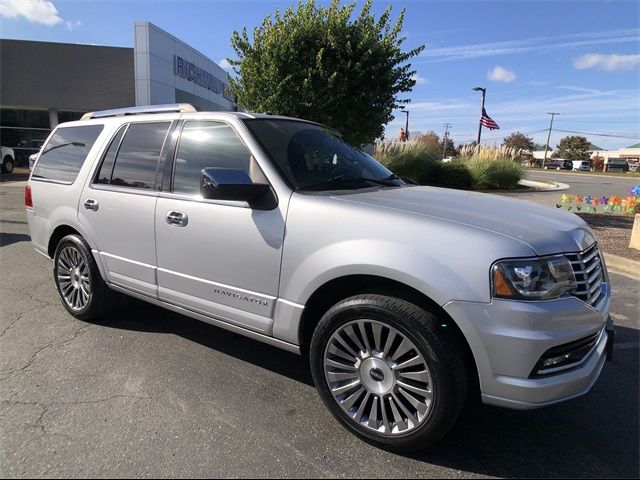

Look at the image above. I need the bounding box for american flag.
[480,108,500,130]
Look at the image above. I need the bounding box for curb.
[603,253,640,280]
[518,179,570,192]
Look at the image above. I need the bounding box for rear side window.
[94,125,126,185]
[32,125,104,183]
[108,122,170,190]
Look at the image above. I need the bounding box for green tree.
[555,135,591,161]
[227,0,424,145]
[502,132,534,152]
[416,131,456,158]
[502,132,534,164]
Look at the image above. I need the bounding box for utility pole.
[442,123,452,160]
[543,112,559,169]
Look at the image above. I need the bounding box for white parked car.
[25,104,614,451]
[572,160,590,171]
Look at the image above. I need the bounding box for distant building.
[589,143,640,172]
[1,22,233,165]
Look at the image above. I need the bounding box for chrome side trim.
[107,283,301,355]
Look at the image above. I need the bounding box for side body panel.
[273,192,536,345]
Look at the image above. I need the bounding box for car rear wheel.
[310,294,468,452]
[1,156,14,174]
[53,234,111,321]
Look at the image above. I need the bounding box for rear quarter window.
[32,125,104,184]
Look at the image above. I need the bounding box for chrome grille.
[566,244,606,309]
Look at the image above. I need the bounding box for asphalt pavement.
[1,174,638,478]
[501,170,639,209]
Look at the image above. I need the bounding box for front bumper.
[444,288,613,410]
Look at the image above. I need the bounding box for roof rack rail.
[81,103,197,120]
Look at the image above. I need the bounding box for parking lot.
[1,174,638,478]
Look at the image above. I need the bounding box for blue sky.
[1,0,639,149]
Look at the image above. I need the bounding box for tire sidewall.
[53,235,101,318]
[310,296,463,451]
[2,156,13,173]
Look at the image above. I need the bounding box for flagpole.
[473,87,486,145]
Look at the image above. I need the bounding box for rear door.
[78,121,175,296]
[154,120,286,333]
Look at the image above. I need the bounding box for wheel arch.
[47,224,107,282]
[297,274,479,393]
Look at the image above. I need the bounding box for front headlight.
[492,256,576,300]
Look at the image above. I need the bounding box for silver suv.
[26,104,614,451]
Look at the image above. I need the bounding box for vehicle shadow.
[0,171,29,183]
[95,298,313,386]
[0,232,32,247]
[408,324,639,478]
[97,301,638,478]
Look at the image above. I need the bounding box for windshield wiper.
[42,142,85,155]
[300,174,400,191]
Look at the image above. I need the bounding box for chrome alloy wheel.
[56,246,91,311]
[323,319,433,436]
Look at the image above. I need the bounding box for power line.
[553,129,640,140]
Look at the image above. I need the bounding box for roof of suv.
[61,104,332,132]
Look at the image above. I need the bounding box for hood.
[332,186,596,256]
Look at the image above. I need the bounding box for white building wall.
[134,22,233,111]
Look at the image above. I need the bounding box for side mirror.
[201,168,273,206]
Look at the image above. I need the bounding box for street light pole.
[473,87,486,145]
[543,112,559,169]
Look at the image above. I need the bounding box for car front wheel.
[310,294,468,452]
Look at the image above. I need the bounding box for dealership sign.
[174,55,233,101]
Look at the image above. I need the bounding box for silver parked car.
[26,104,614,451]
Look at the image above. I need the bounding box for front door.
[154,120,286,334]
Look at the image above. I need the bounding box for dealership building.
[0,22,234,165]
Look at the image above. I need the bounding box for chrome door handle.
[166,211,188,227]
[84,199,99,211]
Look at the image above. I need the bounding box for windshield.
[243,119,403,191]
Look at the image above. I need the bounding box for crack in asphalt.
[1,394,150,441]
[0,302,49,340]
[0,324,90,381]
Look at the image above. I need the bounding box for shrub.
[418,162,473,190]
[457,145,524,190]
[375,141,437,182]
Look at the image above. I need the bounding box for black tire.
[53,234,112,321]
[2,156,14,174]
[310,294,468,452]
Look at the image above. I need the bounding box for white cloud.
[488,66,517,83]
[0,0,62,26]
[411,73,429,85]
[418,29,640,63]
[572,53,640,71]
[218,58,232,71]
[65,19,81,31]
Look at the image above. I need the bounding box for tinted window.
[243,119,398,191]
[32,125,103,183]
[95,125,126,184]
[110,122,170,189]
[173,121,255,195]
